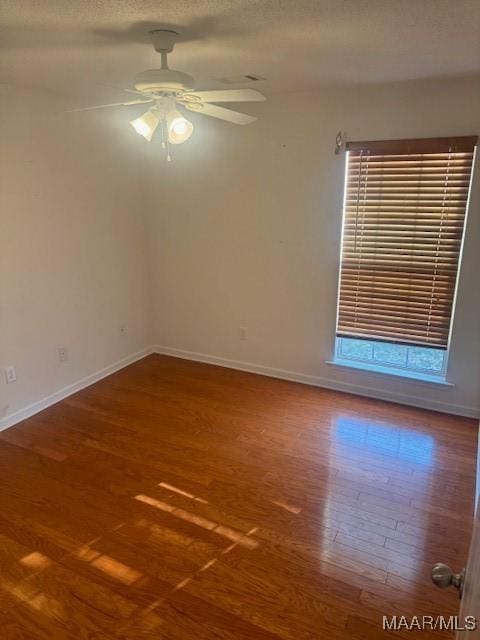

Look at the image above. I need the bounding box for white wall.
[145,76,480,416]
[2,77,479,425]
[0,86,151,423]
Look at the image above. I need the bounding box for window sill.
[326,358,454,386]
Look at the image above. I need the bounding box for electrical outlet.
[5,366,16,384]
[238,327,248,340]
[58,346,68,363]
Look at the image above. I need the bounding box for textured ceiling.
[1,0,479,104]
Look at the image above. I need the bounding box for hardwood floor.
[0,354,476,638]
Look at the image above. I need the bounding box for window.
[334,136,477,381]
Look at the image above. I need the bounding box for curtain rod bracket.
[335,131,346,155]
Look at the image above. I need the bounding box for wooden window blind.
[337,136,477,348]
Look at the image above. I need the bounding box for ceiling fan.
[70,29,266,160]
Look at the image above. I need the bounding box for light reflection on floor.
[334,416,435,466]
[5,475,260,632]
[325,414,434,582]
[75,545,143,585]
[19,552,51,570]
[158,482,209,504]
[0,576,65,619]
[134,493,259,549]
[271,499,302,514]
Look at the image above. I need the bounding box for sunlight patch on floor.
[75,545,143,585]
[158,482,209,504]
[134,494,259,549]
[20,552,52,570]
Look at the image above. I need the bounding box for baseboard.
[153,345,480,419]
[2,343,477,432]
[0,347,154,432]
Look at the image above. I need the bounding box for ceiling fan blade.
[96,83,156,99]
[65,99,153,113]
[186,103,257,125]
[186,89,266,103]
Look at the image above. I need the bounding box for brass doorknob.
[431,563,465,596]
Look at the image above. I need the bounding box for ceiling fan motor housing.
[134,68,195,93]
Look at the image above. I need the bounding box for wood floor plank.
[0,354,476,638]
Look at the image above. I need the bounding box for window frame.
[332,139,477,382]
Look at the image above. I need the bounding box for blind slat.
[337,136,476,348]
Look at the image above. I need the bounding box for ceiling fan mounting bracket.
[134,68,195,93]
[149,29,179,53]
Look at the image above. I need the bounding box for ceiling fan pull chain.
[160,118,167,149]
[162,118,172,162]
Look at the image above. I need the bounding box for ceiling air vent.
[217,74,266,84]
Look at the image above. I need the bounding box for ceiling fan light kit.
[129,109,160,141]
[166,109,194,145]
[70,29,266,161]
